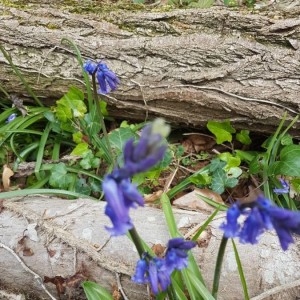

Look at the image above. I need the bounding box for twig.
[130,79,149,122]
[115,273,129,300]
[0,242,57,300]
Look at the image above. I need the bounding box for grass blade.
[231,239,249,300]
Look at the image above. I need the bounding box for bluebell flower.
[123,119,169,177]
[102,175,143,236]
[220,203,241,238]
[132,238,195,294]
[220,195,300,250]
[6,113,17,123]
[165,238,196,271]
[102,119,169,236]
[132,255,171,295]
[83,60,120,94]
[273,178,289,195]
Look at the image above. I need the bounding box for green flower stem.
[128,227,145,258]
[91,73,113,164]
[212,235,228,299]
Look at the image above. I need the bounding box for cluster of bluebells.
[132,238,196,295]
[220,194,300,250]
[83,60,120,95]
[102,118,170,236]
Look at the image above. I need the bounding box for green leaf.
[236,130,252,145]
[207,120,236,144]
[291,178,300,193]
[209,158,226,172]
[269,144,300,176]
[49,163,75,189]
[190,172,211,186]
[80,151,101,170]
[71,142,89,156]
[249,154,264,175]
[219,152,241,171]
[56,86,87,122]
[281,134,293,146]
[75,178,91,195]
[211,168,226,194]
[73,131,83,144]
[227,167,242,178]
[82,281,113,300]
[235,150,257,163]
[84,110,101,137]
[108,127,136,152]
[188,0,214,8]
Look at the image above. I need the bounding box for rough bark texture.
[0,196,300,300]
[1,1,300,133]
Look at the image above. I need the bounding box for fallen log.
[1,2,300,133]
[0,196,299,300]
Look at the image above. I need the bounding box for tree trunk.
[1,196,300,300]
[1,1,300,133]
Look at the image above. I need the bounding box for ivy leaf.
[207,120,236,144]
[80,151,100,170]
[84,110,101,137]
[211,168,227,194]
[71,142,89,156]
[73,131,83,144]
[209,158,226,173]
[219,152,241,171]
[269,145,300,176]
[108,127,137,152]
[236,130,252,145]
[49,163,74,189]
[75,178,91,195]
[56,87,87,122]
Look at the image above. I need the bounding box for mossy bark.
[1,1,300,132]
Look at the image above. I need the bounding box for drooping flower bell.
[221,195,300,250]
[132,238,195,295]
[102,119,170,236]
[83,60,120,95]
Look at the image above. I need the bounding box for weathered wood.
[0,196,300,300]
[1,2,300,133]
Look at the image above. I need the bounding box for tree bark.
[1,1,300,133]
[1,196,300,300]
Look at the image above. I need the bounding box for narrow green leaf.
[82,281,113,300]
[160,193,179,237]
[185,269,215,300]
[231,240,250,300]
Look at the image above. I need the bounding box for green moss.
[46,23,61,30]
[0,0,27,8]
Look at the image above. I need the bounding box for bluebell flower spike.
[132,238,195,295]
[83,60,120,95]
[102,119,170,236]
[221,195,300,250]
